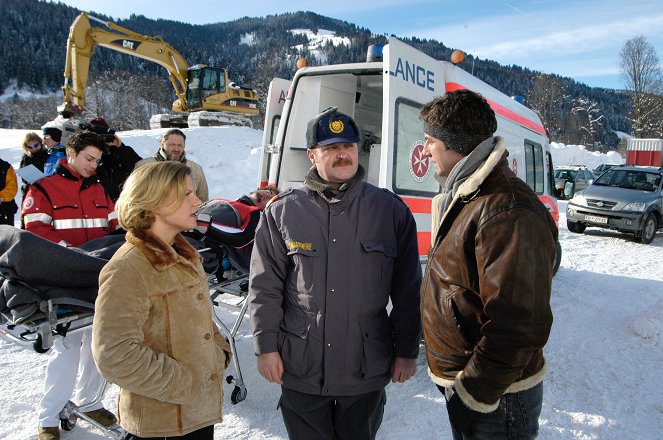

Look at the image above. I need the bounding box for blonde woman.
[18,132,48,199]
[92,161,231,440]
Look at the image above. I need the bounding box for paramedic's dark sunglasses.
[27,143,41,149]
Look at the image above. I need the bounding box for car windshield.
[555,170,577,180]
[594,169,661,191]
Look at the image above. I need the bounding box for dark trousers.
[125,425,214,440]
[279,387,386,440]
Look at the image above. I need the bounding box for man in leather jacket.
[420,90,557,440]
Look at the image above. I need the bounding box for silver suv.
[554,165,595,199]
[566,165,663,244]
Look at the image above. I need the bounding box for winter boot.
[83,408,118,426]
[37,426,60,440]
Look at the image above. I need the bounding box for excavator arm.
[60,12,190,116]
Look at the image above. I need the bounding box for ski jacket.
[0,159,17,203]
[92,230,232,437]
[197,195,263,271]
[199,195,262,247]
[421,137,557,413]
[135,150,209,202]
[0,160,18,220]
[43,145,66,176]
[22,159,118,247]
[249,179,422,396]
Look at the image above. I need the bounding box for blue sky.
[52,0,663,90]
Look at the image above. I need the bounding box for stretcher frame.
[208,268,250,405]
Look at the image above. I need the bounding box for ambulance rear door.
[259,77,291,188]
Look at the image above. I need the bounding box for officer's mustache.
[333,158,353,167]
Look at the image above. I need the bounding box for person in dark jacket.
[419,90,557,440]
[85,117,142,202]
[248,107,422,440]
[19,132,49,193]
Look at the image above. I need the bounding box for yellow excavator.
[59,12,259,128]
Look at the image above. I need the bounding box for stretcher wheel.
[33,335,50,354]
[231,385,247,404]
[225,375,234,384]
[60,415,77,431]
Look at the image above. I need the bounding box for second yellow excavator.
[59,12,259,128]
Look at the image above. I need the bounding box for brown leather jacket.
[422,139,557,413]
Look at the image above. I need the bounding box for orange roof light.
[451,50,465,65]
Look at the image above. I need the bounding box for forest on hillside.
[0,0,658,151]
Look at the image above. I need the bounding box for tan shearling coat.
[92,230,231,437]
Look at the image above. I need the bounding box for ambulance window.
[524,141,544,194]
[392,98,440,197]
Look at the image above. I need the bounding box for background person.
[19,132,49,196]
[0,157,18,226]
[248,107,422,440]
[92,161,232,440]
[134,128,208,201]
[42,127,66,177]
[20,131,119,440]
[419,90,557,440]
[85,117,142,202]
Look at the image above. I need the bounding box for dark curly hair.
[66,130,108,155]
[419,90,497,155]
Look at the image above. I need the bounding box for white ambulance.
[259,37,561,273]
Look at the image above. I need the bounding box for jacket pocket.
[278,307,312,378]
[286,245,318,293]
[359,311,393,379]
[360,240,397,290]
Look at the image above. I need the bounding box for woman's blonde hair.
[116,161,191,232]
[21,132,43,155]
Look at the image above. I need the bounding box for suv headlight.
[623,202,646,212]
[569,193,587,206]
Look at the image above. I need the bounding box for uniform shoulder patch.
[22,196,34,210]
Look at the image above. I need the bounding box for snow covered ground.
[0,126,661,439]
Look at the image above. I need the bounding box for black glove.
[446,389,478,435]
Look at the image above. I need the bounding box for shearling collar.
[126,229,201,271]
[437,137,506,227]
[455,137,506,198]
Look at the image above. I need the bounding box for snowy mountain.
[0,126,661,439]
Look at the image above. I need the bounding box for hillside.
[0,0,633,148]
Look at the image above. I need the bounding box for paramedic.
[248,107,422,440]
[22,131,119,440]
[419,90,557,440]
[92,161,232,440]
